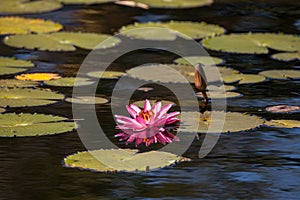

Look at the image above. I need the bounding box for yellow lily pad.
[259,70,300,80]
[265,120,300,128]
[44,77,94,87]
[271,52,300,62]
[0,57,34,76]
[0,17,62,35]
[64,149,190,172]
[16,73,62,81]
[222,74,266,84]
[0,79,39,88]
[120,21,225,40]
[0,88,64,107]
[0,113,77,137]
[174,56,224,66]
[87,71,125,79]
[65,96,109,104]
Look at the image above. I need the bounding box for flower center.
[138,111,153,123]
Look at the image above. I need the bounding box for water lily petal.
[157,103,173,118]
[127,104,141,117]
[143,99,151,112]
[151,101,162,116]
[115,115,144,129]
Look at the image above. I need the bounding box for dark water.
[1,0,300,199]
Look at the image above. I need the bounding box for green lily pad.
[4,34,76,51]
[174,56,224,66]
[129,0,213,9]
[120,21,225,40]
[265,120,300,128]
[0,57,34,76]
[196,91,242,99]
[131,100,175,108]
[258,70,300,80]
[0,113,77,137]
[0,88,64,107]
[222,74,266,84]
[0,108,5,113]
[87,71,125,79]
[44,77,94,87]
[58,0,115,5]
[202,33,300,54]
[126,64,239,84]
[0,0,62,14]
[0,79,39,88]
[207,85,237,91]
[271,52,300,62]
[179,111,264,133]
[64,149,190,172]
[0,17,62,35]
[65,96,109,104]
[50,32,121,50]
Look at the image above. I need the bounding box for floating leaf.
[120,21,225,40]
[0,57,34,76]
[265,120,300,128]
[0,17,62,35]
[0,88,64,107]
[0,108,5,113]
[259,70,300,80]
[0,79,39,88]
[0,0,62,14]
[131,99,175,108]
[44,77,94,87]
[65,96,109,104]
[129,0,213,9]
[126,64,239,84]
[64,149,189,172]
[196,91,242,99]
[266,105,300,113]
[0,113,76,137]
[4,34,76,51]
[222,74,266,84]
[207,85,237,91]
[202,33,300,54]
[179,111,264,133]
[271,52,300,62]
[87,71,125,79]
[58,0,115,5]
[50,32,121,50]
[16,73,61,81]
[174,56,224,66]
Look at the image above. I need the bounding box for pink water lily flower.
[114,99,180,147]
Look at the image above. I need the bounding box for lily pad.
[50,32,121,50]
[174,56,224,66]
[58,0,115,5]
[196,91,242,99]
[0,57,34,76]
[0,17,62,35]
[271,52,300,62]
[0,113,76,137]
[266,105,300,113]
[65,96,109,104]
[129,0,213,9]
[258,70,300,80]
[87,71,125,79]
[207,85,236,91]
[64,149,189,172]
[4,34,76,51]
[131,99,175,108]
[0,0,62,14]
[16,73,61,81]
[0,79,39,88]
[179,111,264,133]
[44,77,94,87]
[202,33,300,54]
[265,120,300,128]
[0,88,64,107]
[222,74,266,84]
[126,64,239,84]
[120,21,225,40]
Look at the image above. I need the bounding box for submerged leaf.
[0,88,64,107]
[222,74,266,84]
[0,57,34,76]
[271,52,300,62]
[87,71,125,79]
[0,113,76,137]
[265,120,300,128]
[44,77,94,87]
[64,149,190,172]
[16,73,62,81]
[0,79,39,88]
[0,17,62,35]
[120,21,225,40]
[174,56,224,66]
[259,70,300,80]
[65,96,109,104]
